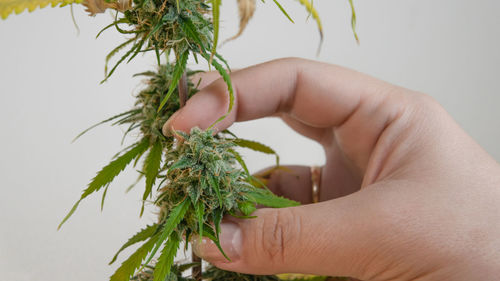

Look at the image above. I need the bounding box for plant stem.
[178,72,188,107]
[177,69,202,279]
[192,254,202,280]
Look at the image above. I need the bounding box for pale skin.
[162,58,500,281]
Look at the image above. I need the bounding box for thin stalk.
[192,254,202,280]
[177,69,202,279]
[178,72,188,107]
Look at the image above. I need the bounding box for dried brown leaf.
[224,0,256,43]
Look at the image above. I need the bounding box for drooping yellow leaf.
[0,0,83,19]
[297,0,324,54]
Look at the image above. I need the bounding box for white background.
[0,0,499,280]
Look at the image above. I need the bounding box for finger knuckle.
[259,208,298,264]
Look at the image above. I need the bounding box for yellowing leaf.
[297,0,323,54]
[0,0,83,20]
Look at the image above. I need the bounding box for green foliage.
[210,0,221,61]
[0,0,82,20]
[110,224,159,265]
[348,0,359,43]
[152,232,181,281]
[158,51,189,112]
[110,234,161,281]
[201,52,234,127]
[144,199,190,267]
[142,141,163,216]
[58,139,149,229]
[203,265,281,281]
[270,0,294,23]
[232,138,280,165]
[245,188,300,208]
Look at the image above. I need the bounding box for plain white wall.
[1,1,499,280]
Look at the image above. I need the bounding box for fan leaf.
[210,0,221,61]
[143,199,190,267]
[141,141,163,216]
[233,138,279,165]
[0,0,82,19]
[109,224,159,265]
[58,139,149,229]
[152,232,181,281]
[109,234,160,281]
[245,189,300,208]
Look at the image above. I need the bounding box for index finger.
[163,57,396,135]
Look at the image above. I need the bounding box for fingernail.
[191,222,242,263]
[162,109,182,136]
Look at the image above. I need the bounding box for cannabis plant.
[1,0,358,280]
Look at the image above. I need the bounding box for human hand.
[162,58,500,280]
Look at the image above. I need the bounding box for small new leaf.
[158,51,189,112]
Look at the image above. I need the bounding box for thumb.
[192,196,378,278]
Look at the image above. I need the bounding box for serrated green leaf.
[200,223,230,260]
[143,199,190,267]
[82,139,149,199]
[210,0,221,61]
[214,52,231,72]
[208,175,222,208]
[109,224,159,265]
[168,155,193,172]
[201,53,234,127]
[213,208,222,240]
[58,139,149,229]
[102,38,137,83]
[212,208,230,261]
[180,16,206,52]
[158,50,189,112]
[233,138,279,165]
[228,148,250,177]
[0,0,83,20]
[109,233,160,281]
[72,109,140,143]
[245,190,300,208]
[195,200,204,238]
[141,141,163,216]
[152,232,181,281]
